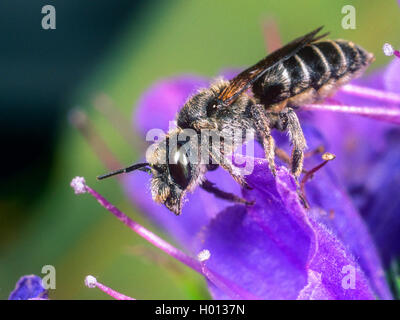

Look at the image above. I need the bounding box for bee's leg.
[208,146,252,189]
[284,108,307,178]
[250,104,276,176]
[200,180,254,205]
[275,147,313,174]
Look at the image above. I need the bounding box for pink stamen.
[302,103,400,125]
[85,184,202,273]
[199,263,259,300]
[72,177,261,300]
[341,84,400,105]
[196,250,259,300]
[85,275,135,300]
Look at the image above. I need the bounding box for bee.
[97,26,374,215]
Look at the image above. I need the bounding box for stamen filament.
[197,250,259,300]
[84,275,135,300]
[300,152,336,199]
[69,109,122,170]
[93,93,145,152]
[72,177,261,299]
[341,84,400,105]
[302,103,400,125]
[85,184,202,273]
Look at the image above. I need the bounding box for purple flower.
[113,73,394,299]
[9,275,48,300]
[70,37,400,300]
[300,55,400,267]
[72,151,390,299]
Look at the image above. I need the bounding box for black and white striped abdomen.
[253,40,374,108]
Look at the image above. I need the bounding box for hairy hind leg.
[275,145,325,174]
[251,104,276,176]
[282,109,307,178]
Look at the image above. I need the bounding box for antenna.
[97,162,150,180]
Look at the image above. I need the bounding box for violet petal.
[305,168,392,299]
[302,61,400,270]
[199,159,379,299]
[360,129,400,267]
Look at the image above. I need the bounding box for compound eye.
[206,100,219,117]
[168,150,192,189]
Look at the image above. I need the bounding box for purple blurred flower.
[9,275,48,300]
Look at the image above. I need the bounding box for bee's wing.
[218,26,328,106]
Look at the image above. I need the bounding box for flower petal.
[302,63,400,271]
[198,158,378,299]
[296,123,392,299]
[9,275,48,300]
[360,129,400,267]
[305,167,393,299]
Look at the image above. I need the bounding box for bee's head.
[97,131,199,215]
[147,131,200,215]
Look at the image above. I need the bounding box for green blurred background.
[0,0,399,299]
